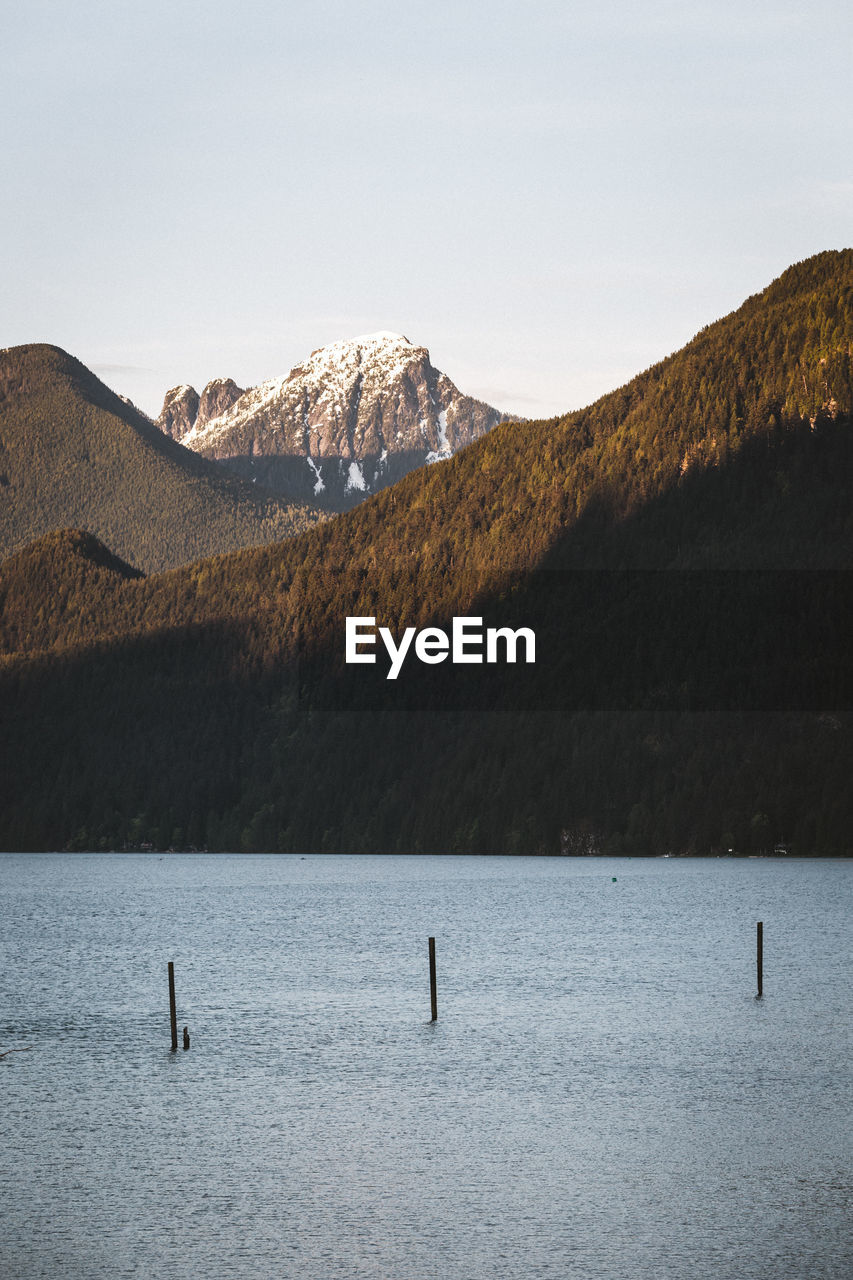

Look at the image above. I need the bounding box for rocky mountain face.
[158,378,244,441]
[155,333,513,509]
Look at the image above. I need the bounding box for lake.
[1,854,850,1279]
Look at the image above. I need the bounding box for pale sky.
[3,0,852,419]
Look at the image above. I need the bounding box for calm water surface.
[1,854,850,1279]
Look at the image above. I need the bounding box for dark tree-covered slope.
[0,344,322,572]
[1,252,852,854]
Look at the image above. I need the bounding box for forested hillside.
[1,252,851,854]
[0,344,321,572]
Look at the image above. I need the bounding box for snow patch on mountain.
[425,407,454,464]
[306,456,325,495]
[345,460,367,493]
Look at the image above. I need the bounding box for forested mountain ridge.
[5,250,851,654]
[1,251,852,854]
[0,344,322,573]
[310,249,853,577]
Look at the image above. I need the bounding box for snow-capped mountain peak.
[157,333,514,509]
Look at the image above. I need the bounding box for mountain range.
[1,249,851,855]
[155,332,513,510]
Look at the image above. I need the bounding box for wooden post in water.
[168,961,178,1051]
[756,922,763,999]
[428,936,438,1021]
